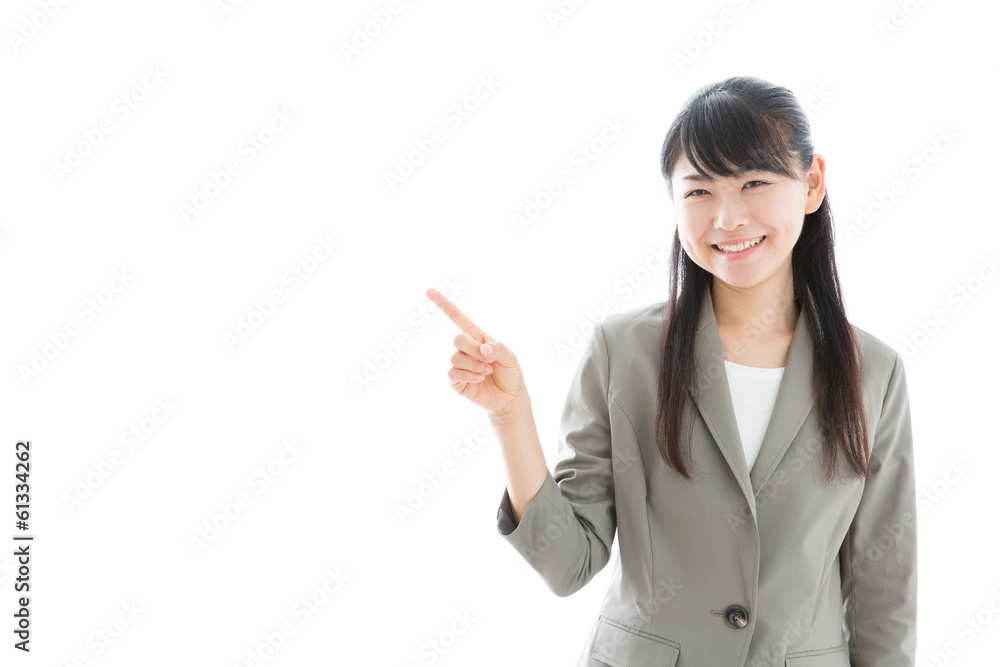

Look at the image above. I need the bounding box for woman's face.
[670,152,825,291]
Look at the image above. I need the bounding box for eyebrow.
[679,169,766,182]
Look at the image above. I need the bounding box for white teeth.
[716,236,764,253]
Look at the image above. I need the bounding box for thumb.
[480,341,515,367]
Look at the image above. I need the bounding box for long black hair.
[655,75,870,485]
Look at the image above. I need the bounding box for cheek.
[752,190,806,234]
[748,197,783,220]
[676,228,706,263]
[675,222,698,254]
[675,215,705,242]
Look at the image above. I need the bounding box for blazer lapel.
[747,293,815,495]
[688,284,816,514]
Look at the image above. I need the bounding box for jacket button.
[725,605,749,628]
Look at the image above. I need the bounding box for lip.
[712,235,765,258]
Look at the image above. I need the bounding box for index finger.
[425,287,490,342]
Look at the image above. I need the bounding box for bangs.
[670,90,803,184]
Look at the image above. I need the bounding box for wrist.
[489,394,532,425]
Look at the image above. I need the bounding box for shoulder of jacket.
[598,301,665,340]
[850,322,903,388]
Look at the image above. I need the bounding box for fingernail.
[482,344,494,356]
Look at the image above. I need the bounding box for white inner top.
[724,360,785,472]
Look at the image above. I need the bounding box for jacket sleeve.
[839,352,918,666]
[495,322,616,598]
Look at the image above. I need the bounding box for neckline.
[724,359,785,372]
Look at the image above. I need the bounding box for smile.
[712,235,765,254]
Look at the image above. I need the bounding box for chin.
[714,273,765,289]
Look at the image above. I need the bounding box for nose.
[713,196,752,231]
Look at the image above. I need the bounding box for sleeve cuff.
[496,468,560,537]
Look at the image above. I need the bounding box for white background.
[1,0,998,665]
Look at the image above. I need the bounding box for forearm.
[490,393,547,526]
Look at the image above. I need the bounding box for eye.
[683,180,769,199]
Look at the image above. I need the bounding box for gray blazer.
[496,286,917,666]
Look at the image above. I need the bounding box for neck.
[710,267,799,337]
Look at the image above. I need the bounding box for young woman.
[426,75,916,667]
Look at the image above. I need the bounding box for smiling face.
[669,151,825,291]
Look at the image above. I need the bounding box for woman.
[426,75,916,667]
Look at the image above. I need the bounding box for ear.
[804,154,826,215]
